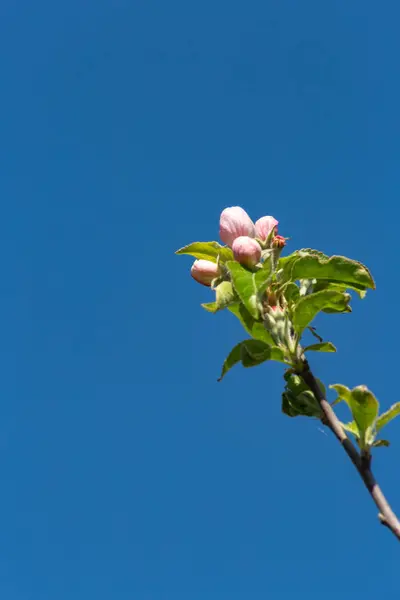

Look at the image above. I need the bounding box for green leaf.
[376,402,400,433]
[330,384,352,404]
[254,259,273,295]
[241,340,286,367]
[201,302,219,313]
[200,284,238,314]
[227,261,259,318]
[215,281,236,309]
[284,372,308,395]
[304,342,337,353]
[349,386,379,444]
[176,241,233,263]
[282,389,322,418]
[228,304,275,345]
[284,371,327,398]
[226,261,268,319]
[282,372,326,418]
[332,385,379,448]
[218,342,243,381]
[321,305,352,314]
[279,249,375,291]
[340,420,360,439]
[283,282,300,304]
[218,339,286,381]
[313,279,368,298]
[372,439,390,448]
[334,385,380,447]
[292,290,351,334]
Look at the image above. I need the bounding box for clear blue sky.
[0,1,399,598]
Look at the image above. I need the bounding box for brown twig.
[300,360,400,542]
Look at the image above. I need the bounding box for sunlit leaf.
[226,261,273,319]
[215,281,236,309]
[331,385,379,449]
[304,342,337,353]
[278,249,375,291]
[201,302,219,313]
[330,384,352,405]
[293,290,351,334]
[176,241,233,263]
[376,402,400,433]
[340,420,360,439]
[228,304,275,345]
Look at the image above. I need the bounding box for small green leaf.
[373,439,390,448]
[254,260,273,295]
[330,384,352,404]
[228,304,275,345]
[201,283,237,314]
[282,389,322,418]
[376,402,400,433]
[282,373,326,418]
[218,340,286,381]
[350,386,380,441]
[304,342,337,353]
[332,385,380,449]
[226,261,260,319]
[284,372,308,395]
[215,281,236,310]
[340,420,360,439]
[218,342,243,381]
[201,302,219,313]
[284,282,300,304]
[284,371,327,398]
[176,241,233,263]
[242,340,286,366]
[292,290,351,334]
[336,388,381,448]
[240,340,270,367]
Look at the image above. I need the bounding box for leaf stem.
[300,360,400,542]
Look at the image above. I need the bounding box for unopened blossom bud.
[263,304,289,347]
[272,235,287,249]
[219,206,255,247]
[191,260,221,286]
[267,291,278,307]
[254,216,278,241]
[232,236,262,268]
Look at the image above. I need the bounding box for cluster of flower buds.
[191,206,282,286]
[263,305,296,353]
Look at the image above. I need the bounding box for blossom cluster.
[191,206,282,286]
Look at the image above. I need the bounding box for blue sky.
[0,1,399,598]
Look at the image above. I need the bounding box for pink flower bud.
[254,216,278,241]
[232,236,262,268]
[219,206,255,247]
[272,235,287,249]
[191,260,221,286]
